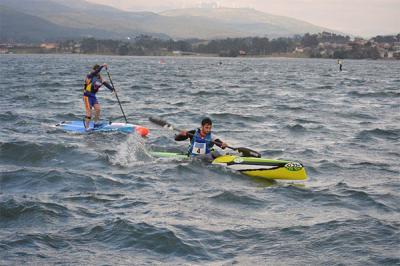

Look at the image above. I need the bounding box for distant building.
[40,43,58,49]
[198,2,219,8]
[354,38,368,45]
[378,48,394,58]
[294,47,304,53]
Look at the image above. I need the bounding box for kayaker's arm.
[175,130,195,141]
[213,138,228,149]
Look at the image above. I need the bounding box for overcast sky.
[86,0,400,37]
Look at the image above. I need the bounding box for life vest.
[188,129,214,156]
[84,75,103,96]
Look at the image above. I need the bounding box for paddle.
[105,68,128,123]
[149,116,261,158]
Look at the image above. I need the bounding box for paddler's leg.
[93,103,101,127]
[211,150,222,159]
[192,150,222,162]
[197,151,219,162]
[83,96,91,129]
[193,154,213,163]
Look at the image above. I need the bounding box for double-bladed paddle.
[149,116,261,158]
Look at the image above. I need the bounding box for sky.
[86,0,400,37]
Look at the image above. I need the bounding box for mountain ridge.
[0,0,340,42]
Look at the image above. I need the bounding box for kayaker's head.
[201,117,212,135]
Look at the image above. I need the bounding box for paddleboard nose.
[135,126,149,137]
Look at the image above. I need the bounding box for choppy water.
[1,54,399,265]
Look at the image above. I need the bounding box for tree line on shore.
[46,32,400,59]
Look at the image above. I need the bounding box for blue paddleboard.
[56,120,135,133]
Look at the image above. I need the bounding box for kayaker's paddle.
[149,116,261,158]
[105,68,128,123]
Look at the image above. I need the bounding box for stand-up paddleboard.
[55,120,149,136]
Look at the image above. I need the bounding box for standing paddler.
[83,63,115,130]
[337,59,343,71]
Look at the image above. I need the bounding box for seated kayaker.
[175,117,228,160]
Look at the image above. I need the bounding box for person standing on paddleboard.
[337,59,343,71]
[83,63,115,130]
[175,117,228,161]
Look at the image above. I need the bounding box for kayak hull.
[151,152,307,181]
[55,121,149,136]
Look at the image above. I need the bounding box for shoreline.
[2,52,399,61]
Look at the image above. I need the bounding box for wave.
[1,232,71,253]
[280,182,398,213]
[68,218,209,259]
[188,89,227,96]
[0,167,128,194]
[108,134,149,167]
[37,81,64,88]
[336,111,377,120]
[315,85,335,90]
[211,112,265,123]
[0,111,19,121]
[0,198,70,226]
[0,141,80,165]
[349,161,399,175]
[294,118,320,124]
[347,90,400,98]
[275,104,305,112]
[286,124,307,133]
[290,217,400,265]
[356,128,400,141]
[130,85,153,90]
[208,190,264,207]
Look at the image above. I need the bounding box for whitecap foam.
[109,134,150,167]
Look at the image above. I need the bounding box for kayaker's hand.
[221,142,228,149]
[180,130,187,136]
[111,89,116,95]
[103,63,108,69]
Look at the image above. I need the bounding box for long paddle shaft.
[149,116,261,158]
[105,68,128,123]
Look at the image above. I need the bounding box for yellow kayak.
[151,152,307,181]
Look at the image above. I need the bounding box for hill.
[160,7,333,37]
[0,0,338,41]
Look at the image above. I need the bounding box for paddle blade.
[236,147,261,158]
[149,116,175,130]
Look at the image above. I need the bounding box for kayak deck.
[150,152,307,181]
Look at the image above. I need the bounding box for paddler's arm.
[103,80,114,92]
[213,138,228,149]
[175,130,195,141]
[87,63,108,79]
